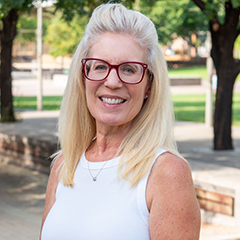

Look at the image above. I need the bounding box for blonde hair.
[57,3,181,187]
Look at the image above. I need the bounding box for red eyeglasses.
[81,58,148,84]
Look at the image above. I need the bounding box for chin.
[97,117,132,128]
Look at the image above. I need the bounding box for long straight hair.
[57,3,181,187]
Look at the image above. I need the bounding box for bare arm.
[146,152,201,240]
[39,155,64,239]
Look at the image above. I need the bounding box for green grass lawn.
[168,65,207,80]
[232,93,240,126]
[13,93,240,126]
[14,96,62,111]
[172,93,240,126]
[168,65,240,81]
[172,94,206,123]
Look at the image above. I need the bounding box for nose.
[104,68,123,89]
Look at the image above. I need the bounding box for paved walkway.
[0,161,47,240]
[0,71,240,240]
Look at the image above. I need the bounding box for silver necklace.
[87,160,109,181]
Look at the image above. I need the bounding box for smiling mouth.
[100,97,126,105]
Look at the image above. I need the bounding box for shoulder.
[40,154,64,234]
[47,152,64,198]
[50,153,64,179]
[146,152,193,204]
[47,154,64,198]
[153,152,191,181]
[147,152,192,192]
[146,152,201,239]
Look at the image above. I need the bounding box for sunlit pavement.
[0,161,48,240]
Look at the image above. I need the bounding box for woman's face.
[84,32,151,129]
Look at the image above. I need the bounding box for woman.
[40,3,201,240]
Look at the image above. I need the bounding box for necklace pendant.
[88,160,108,182]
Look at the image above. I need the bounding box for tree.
[192,0,240,150]
[0,0,37,122]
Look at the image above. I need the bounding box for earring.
[145,94,148,99]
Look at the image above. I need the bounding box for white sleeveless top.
[41,148,166,240]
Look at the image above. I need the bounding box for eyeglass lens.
[84,59,144,84]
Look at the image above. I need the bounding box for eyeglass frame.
[81,58,149,84]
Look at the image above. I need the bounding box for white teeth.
[101,97,125,105]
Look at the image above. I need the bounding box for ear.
[144,84,151,99]
[144,72,153,99]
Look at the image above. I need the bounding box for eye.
[93,62,108,71]
[120,64,136,74]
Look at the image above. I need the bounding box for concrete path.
[12,71,66,97]
[0,161,47,240]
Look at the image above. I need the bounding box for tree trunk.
[210,3,240,150]
[0,9,18,122]
[213,56,235,150]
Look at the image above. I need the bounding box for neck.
[86,122,131,162]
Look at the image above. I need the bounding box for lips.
[100,97,126,105]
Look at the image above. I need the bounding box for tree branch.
[191,0,206,11]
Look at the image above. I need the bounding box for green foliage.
[234,35,240,58]
[197,0,240,23]
[235,34,240,48]
[204,0,225,24]
[44,12,88,57]
[141,0,240,46]
[0,0,39,19]
[55,0,135,22]
[141,0,208,45]
[44,0,134,57]
[45,0,135,57]
[17,15,37,29]
[232,0,240,8]
[16,15,50,43]
[16,16,36,43]
[177,1,208,39]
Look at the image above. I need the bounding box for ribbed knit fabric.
[41,148,166,240]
